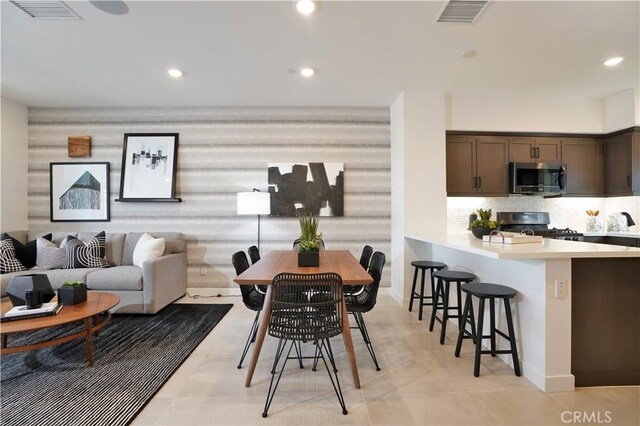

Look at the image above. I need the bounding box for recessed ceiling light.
[167,69,184,78]
[299,67,315,77]
[604,57,624,67]
[296,0,315,15]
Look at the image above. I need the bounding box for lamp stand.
[257,214,262,253]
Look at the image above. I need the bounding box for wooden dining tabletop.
[234,250,373,286]
[234,249,373,389]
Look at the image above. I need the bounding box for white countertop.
[406,232,640,260]
[583,232,640,238]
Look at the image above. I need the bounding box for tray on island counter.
[482,231,543,244]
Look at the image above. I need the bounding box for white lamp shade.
[237,192,271,215]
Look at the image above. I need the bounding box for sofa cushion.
[0,239,27,273]
[1,232,52,269]
[36,238,66,269]
[123,232,185,265]
[86,266,143,291]
[36,268,102,289]
[133,233,165,268]
[64,232,110,269]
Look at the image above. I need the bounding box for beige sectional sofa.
[1,231,187,314]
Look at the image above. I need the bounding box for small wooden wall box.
[68,136,91,157]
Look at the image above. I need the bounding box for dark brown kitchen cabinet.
[606,130,639,195]
[446,135,508,196]
[509,137,561,163]
[561,138,604,195]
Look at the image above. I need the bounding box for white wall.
[604,89,637,132]
[447,93,604,133]
[0,98,29,231]
[390,90,447,304]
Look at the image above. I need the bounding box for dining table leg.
[245,286,272,387]
[341,299,361,389]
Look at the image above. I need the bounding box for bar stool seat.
[429,270,476,344]
[408,261,446,321]
[455,282,521,377]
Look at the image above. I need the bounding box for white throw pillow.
[36,238,66,269]
[132,233,165,268]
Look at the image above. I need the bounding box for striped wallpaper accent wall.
[27,107,391,288]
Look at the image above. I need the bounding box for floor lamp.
[237,190,271,253]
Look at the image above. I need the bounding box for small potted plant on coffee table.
[58,281,88,305]
[297,213,323,267]
[469,208,499,239]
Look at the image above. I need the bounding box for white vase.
[586,217,603,232]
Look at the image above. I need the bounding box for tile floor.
[132,294,640,425]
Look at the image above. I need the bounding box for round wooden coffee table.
[0,291,120,366]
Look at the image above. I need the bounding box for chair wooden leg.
[409,267,418,312]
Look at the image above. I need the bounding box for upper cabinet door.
[509,137,561,162]
[607,132,633,194]
[535,138,562,162]
[561,138,604,195]
[509,138,535,162]
[476,136,509,195]
[446,136,477,195]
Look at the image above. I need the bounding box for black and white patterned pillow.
[0,239,27,273]
[64,231,110,269]
[1,232,52,269]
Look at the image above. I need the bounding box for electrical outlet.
[555,280,567,298]
[200,266,206,276]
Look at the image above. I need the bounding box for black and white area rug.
[1,303,232,426]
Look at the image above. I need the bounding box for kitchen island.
[406,233,640,392]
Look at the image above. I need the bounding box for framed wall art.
[117,133,181,202]
[268,162,344,217]
[50,162,110,222]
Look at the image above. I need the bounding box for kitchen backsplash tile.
[448,196,640,233]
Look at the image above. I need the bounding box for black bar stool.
[454,282,521,377]
[408,261,446,321]
[429,270,476,344]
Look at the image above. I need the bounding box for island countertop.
[406,232,640,260]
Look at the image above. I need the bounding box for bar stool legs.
[455,283,521,377]
[408,261,446,321]
[428,271,475,345]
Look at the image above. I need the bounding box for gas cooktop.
[496,212,584,241]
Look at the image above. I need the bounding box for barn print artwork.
[268,162,344,217]
[50,162,110,222]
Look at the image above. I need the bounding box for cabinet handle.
[628,175,632,188]
[531,147,535,159]
[537,147,540,158]
[478,176,482,188]
[473,176,477,188]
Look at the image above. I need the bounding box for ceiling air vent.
[10,1,82,20]
[436,0,489,24]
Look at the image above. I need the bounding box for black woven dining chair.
[345,251,385,371]
[344,245,373,296]
[262,272,348,418]
[232,251,265,369]
[248,245,260,265]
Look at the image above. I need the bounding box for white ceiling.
[1,0,638,107]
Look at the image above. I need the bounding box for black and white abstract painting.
[268,162,344,217]
[119,133,179,201]
[50,162,110,222]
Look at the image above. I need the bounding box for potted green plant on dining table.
[297,213,323,266]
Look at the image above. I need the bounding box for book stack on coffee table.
[1,302,63,322]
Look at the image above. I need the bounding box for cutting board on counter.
[482,232,543,244]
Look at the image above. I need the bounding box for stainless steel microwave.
[509,162,567,195]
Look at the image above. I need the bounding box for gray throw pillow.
[36,238,66,269]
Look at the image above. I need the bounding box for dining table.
[234,249,373,389]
